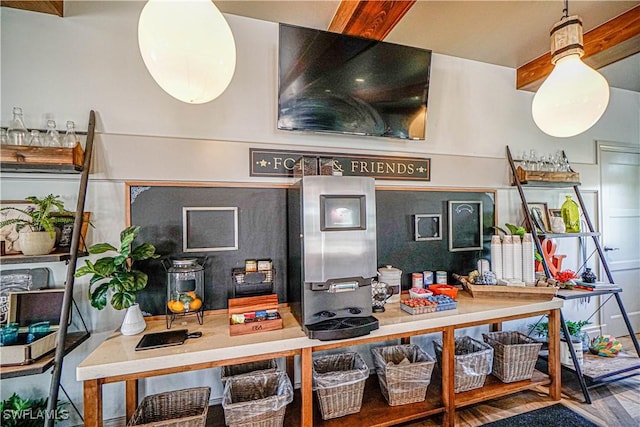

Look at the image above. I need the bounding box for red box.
[428,284,458,300]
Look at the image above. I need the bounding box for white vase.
[19,231,56,256]
[120,303,146,336]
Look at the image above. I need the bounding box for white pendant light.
[532,4,610,138]
[138,0,236,104]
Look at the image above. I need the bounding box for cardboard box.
[0,289,64,366]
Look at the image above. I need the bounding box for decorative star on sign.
[417,166,425,173]
[258,160,268,167]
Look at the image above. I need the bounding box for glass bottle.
[27,130,42,146]
[44,120,61,147]
[7,107,29,146]
[561,195,581,232]
[62,120,79,148]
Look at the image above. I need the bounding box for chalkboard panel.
[128,183,495,315]
[128,184,289,315]
[375,189,494,287]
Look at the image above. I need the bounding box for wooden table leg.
[286,355,296,387]
[301,347,313,427]
[83,379,103,427]
[125,379,138,422]
[441,327,456,427]
[547,308,562,400]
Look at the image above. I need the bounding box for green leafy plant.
[0,194,72,237]
[530,317,590,338]
[0,393,68,427]
[75,225,159,310]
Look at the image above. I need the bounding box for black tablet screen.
[135,329,188,351]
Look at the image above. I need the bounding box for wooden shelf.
[206,375,445,427]
[0,249,88,265]
[539,350,640,384]
[454,370,550,408]
[1,331,90,379]
[1,162,82,173]
[557,288,622,300]
[537,232,601,239]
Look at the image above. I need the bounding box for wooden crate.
[456,275,558,300]
[515,166,579,184]
[228,294,283,336]
[1,143,84,169]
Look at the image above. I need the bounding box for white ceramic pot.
[19,231,55,256]
[120,303,147,336]
[377,265,402,304]
[560,337,584,368]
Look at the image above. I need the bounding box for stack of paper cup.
[512,235,522,283]
[502,235,514,280]
[490,235,503,279]
[522,233,536,283]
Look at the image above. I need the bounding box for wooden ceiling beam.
[517,5,640,92]
[329,0,416,41]
[1,1,63,17]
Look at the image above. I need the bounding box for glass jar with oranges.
[166,258,205,328]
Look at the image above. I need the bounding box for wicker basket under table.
[482,331,543,383]
[371,344,436,406]
[434,336,494,393]
[127,387,210,427]
[312,352,368,420]
[221,359,278,382]
[222,371,293,427]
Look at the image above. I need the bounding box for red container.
[428,284,459,300]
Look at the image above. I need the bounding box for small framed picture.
[414,214,442,241]
[527,202,551,233]
[182,207,239,252]
[549,209,562,218]
[448,201,483,251]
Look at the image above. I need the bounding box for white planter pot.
[19,231,55,256]
[560,338,584,368]
[120,303,147,336]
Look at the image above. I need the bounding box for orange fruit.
[168,300,185,313]
[189,298,202,311]
[186,291,197,299]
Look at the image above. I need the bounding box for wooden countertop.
[76,293,563,381]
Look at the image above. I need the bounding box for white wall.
[1,1,639,422]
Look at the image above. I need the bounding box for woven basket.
[222,371,293,427]
[312,352,368,420]
[371,344,435,406]
[482,331,543,383]
[434,336,493,393]
[127,387,210,427]
[221,359,278,381]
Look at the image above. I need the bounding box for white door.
[598,142,640,337]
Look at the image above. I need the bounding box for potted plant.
[0,194,73,256]
[0,392,68,427]
[530,317,591,351]
[75,225,159,335]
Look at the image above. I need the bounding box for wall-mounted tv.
[277,24,432,140]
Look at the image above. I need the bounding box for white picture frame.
[448,201,483,252]
[414,214,442,241]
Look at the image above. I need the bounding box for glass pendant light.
[531,2,610,138]
[138,0,236,104]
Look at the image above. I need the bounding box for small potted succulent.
[0,194,73,256]
[75,225,159,335]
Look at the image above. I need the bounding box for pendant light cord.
[562,0,569,19]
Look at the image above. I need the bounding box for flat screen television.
[278,23,432,140]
